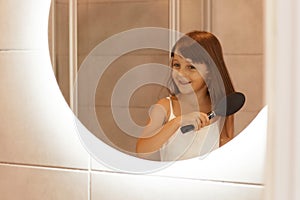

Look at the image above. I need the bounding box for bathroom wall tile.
[0,51,90,169]
[235,110,260,136]
[79,0,89,4]
[55,0,70,3]
[224,55,265,112]
[180,0,204,33]
[53,1,70,56]
[78,0,169,58]
[94,53,169,106]
[78,1,90,59]
[0,164,88,200]
[94,105,139,154]
[56,54,70,104]
[0,0,50,50]
[129,105,152,127]
[91,171,263,200]
[129,80,169,107]
[77,105,94,131]
[212,0,263,54]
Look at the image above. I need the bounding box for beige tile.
[225,55,265,112]
[0,164,88,200]
[212,0,263,54]
[0,0,50,50]
[91,171,263,200]
[53,2,70,56]
[94,53,169,106]
[77,55,107,108]
[129,84,169,107]
[78,0,89,4]
[94,106,139,154]
[180,0,204,33]
[56,55,70,104]
[55,0,70,3]
[235,110,261,136]
[129,107,150,127]
[0,51,90,169]
[80,0,169,57]
[77,2,90,57]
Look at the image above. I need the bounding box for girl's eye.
[172,63,180,68]
[187,65,196,70]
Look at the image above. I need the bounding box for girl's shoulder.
[155,96,175,119]
[156,96,177,108]
[156,97,171,110]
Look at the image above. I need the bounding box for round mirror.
[48,0,264,168]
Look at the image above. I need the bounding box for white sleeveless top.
[159,97,221,161]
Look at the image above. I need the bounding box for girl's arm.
[136,98,209,158]
[219,115,234,146]
[136,98,181,157]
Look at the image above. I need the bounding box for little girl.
[136,31,235,161]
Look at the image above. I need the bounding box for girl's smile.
[177,77,191,85]
[171,54,208,95]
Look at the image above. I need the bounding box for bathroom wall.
[0,0,264,199]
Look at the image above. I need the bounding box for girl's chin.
[177,88,195,95]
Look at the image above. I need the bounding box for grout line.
[0,161,264,187]
[151,175,265,187]
[88,156,92,200]
[0,161,89,172]
[0,49,41,52]
[89,169,264,187]
[0,162,264,187]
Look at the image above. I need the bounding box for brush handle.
[180,111,216,134]
[207,111,216,120]
[180,124,195,133]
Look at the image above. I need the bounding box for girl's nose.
[177,68,188,77]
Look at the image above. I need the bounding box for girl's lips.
[178,79,191,85]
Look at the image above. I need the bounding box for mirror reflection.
[137,31,235,161]
[48,0,264,161]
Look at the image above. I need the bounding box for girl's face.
[171,54,209,95]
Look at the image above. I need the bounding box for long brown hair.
[169,31,235,109]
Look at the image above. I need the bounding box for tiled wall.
[0,0,264,199]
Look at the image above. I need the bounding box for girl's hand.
[180,112,210,131]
